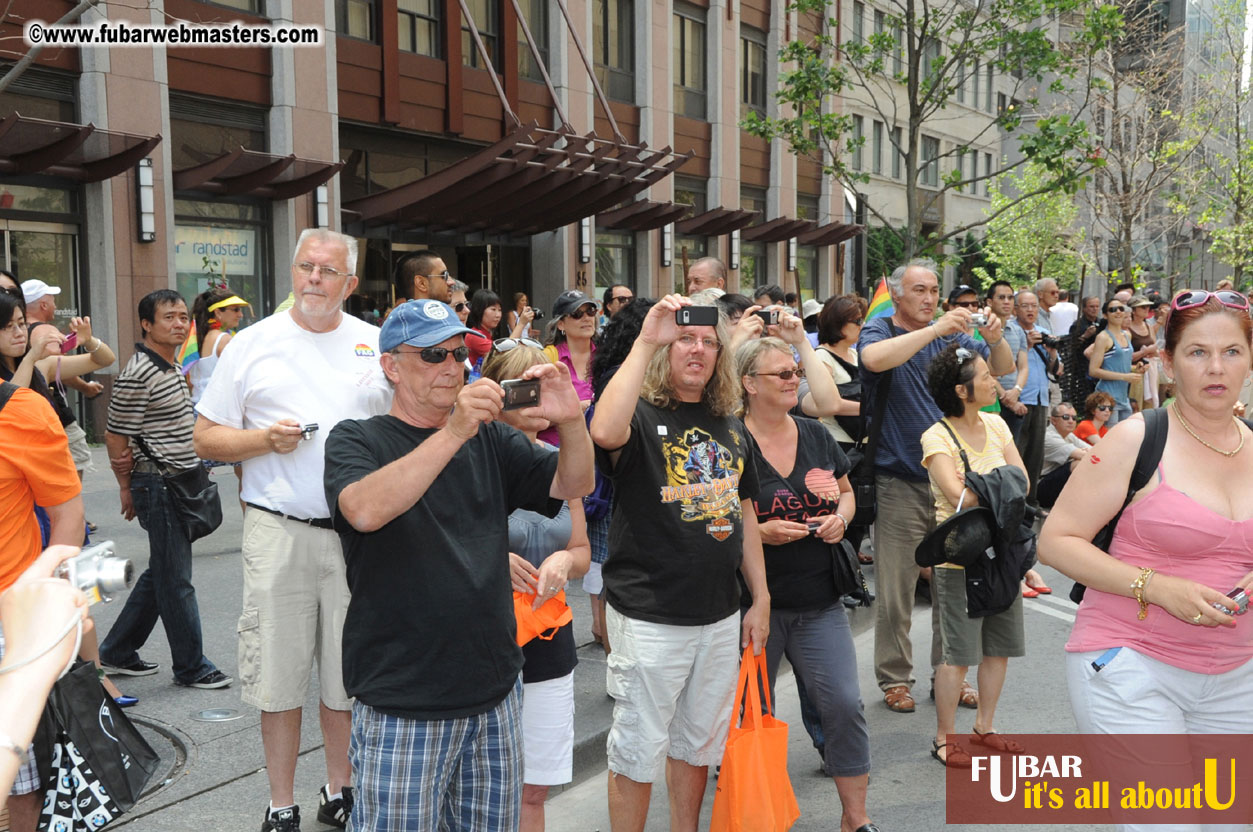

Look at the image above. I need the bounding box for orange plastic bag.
[709,647,800,832]
[513,589,573,646]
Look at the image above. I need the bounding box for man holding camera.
[195,229,392,832]
[1011,290,1057,510]
[589,294,770,832]
[99,289,228,694]
[324,299,594,832]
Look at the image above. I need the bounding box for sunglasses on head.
[955,347,974,364]
[493,337,544,353]
[1172,290,1249,312]
[396,345,470,364]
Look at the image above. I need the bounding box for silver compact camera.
[54,541,134,605]
[970,313,988,327]
[301,423,319,441]
[1213,587,1249,616]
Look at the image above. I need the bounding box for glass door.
[3,220,80,321]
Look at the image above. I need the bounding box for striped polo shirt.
[107,343,199,471]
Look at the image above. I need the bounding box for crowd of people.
[1,237,1251,832]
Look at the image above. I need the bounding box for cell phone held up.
[61,331,78,351]
[501,378,541,411]
[675,306,719,327]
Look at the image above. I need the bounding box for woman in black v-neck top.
[736,331,879,832]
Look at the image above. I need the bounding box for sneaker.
[260,805,300,832]
[316,786,353,829]
[177,669,233,689]
[101,659,159,676]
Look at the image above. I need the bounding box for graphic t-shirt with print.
[597,399,760,626]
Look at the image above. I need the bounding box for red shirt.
[1073,420,1108,446]
[466,326,493,366]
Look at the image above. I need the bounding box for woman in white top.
[188,289,249,404]
[508,292,535,340]
[813,295,865,449]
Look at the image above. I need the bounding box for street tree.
[984,160,1088,287]
[745,0,1122,261]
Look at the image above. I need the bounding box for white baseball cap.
[21,279,61,305]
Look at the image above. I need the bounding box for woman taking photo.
[481,342,590,832]
[1074,391,1116,446]
[921,344,1027,767]
[736,321,877,832]
[813,295,865,450]
[508,292,536,339]
[465,290,531,368]
[1040,290,1253,770]
[1088,298,1141,425]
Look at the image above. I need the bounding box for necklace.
[1172,401,1245,457]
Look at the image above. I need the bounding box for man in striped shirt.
[98,289,230,691]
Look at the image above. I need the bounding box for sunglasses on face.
[1172,290,1249,312]
[566,306,597,320]
[395,345,470,364]
[453,302,469,312]
[426,271,453,282]
[1106,306,1127,314]
[493,337,544,353]
[752,367,805,380]
[952,300,981,309]
[610,295,633,304]
[1095,405,1113,412]
[1055,414,1077,421]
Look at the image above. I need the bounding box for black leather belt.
[245,502,334,530]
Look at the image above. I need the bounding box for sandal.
[858,552,874,564]
[959,680,979,710]
[971,729,1025,753]
[931,738,973,768]
[883,685,915,713]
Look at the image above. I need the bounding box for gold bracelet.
[1130,566,1156,620]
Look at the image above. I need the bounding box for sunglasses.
[426,271,453,282]
[955,347,974,364]
[1106,306,1127,313]
[395,345,470,364]
[952,300,981,309]
[752,367,805,380]
[453,302,469,312]
[566,306,597,320]
[1055,414,1077,421]
[1171,290,1249,312]
[1095,405,1112,412]
[610,295,633,304]
[493,337,544,352]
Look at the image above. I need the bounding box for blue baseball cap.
[380,299,475,352]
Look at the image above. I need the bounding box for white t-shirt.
[1050,301,1079,337]
[197,310,393,517]
[814,346,857,445]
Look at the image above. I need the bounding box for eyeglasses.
[1095,405,1112,412]
[1172,290,1249,312]
[676,334,721,351]
[566,305,597,320]
[295,262,349,279]
[752,367,805,380]
[955,347,973,364]
[493,337,544,352]
[394,345,470,364]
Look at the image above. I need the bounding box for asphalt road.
[72,448,1137,831]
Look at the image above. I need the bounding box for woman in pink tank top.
[1040,291,1253,787]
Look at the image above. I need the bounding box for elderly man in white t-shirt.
[195,228,392,832]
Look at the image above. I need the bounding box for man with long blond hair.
[589,294,770,832]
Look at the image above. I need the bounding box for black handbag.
[36,661,161,830]
[848,325,896,529]
[833,539,873,606]
[133,435,223,542]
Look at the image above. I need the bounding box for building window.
[741,27,767,117]
[891,125,902,179]
[739,186,768,292]
[985,62,994,111]
[956,61,965,103]
[796,244,819,301]
[968,149,978,188]
[517,0,548,80]
[398,0,440,56]
[892,21,902,74]
[674,4,707,120]
[201,0,260,10]
[169,94,266,173]
[595,230,636,293]
[922,38,941,80]
[797,193,820,221]
[851,115,864,170]
[595,0,635,103]
[983,152,993,195]
[674,176,709,291]
[872,120,884,175]
[337,0,375,40]
[971,60,979,105]
[920,135,939,187]
[851,1,864,44]
[462,0,500,69]
[874,9,885,42]
[174,199,269,317]
[954,148,965,191]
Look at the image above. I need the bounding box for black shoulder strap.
[937,418,973,474]
[1093,407,1169,552]
[0,381,16,413]
[857,320,896,474]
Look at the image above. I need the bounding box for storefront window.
[174,200,268,317]
[595,230,635,294]
[796,244,819,302]
[739,241,765,293]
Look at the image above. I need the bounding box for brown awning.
[344,122,691,236]
[796,222,865,247]
[173,147,343,200]
[742,217,818,243]
[597,199,688,231]
[675,207,758,236]
[0,113,160,182]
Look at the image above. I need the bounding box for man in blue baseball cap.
[323,298,595,832]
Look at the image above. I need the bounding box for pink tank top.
[1066,466,1253,674]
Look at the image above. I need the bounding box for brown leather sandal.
[958,680,979,710]
[883,685,916,713]
[932,739,973,768]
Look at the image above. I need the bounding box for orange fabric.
[1074,420,1109,445]
[710,648,801,832]
[513,589,573,646]
[0,387,81,591]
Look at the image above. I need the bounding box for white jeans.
[1067,647,1253,832]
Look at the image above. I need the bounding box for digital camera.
[55,541,134,605]
[970,313,988,327]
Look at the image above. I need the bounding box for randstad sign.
[174,226,256,275]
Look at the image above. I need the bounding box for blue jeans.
[1108,400,1133,426]
[99,472,215,684]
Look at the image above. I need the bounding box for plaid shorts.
[350,677,523,832]
[0,628,40,795]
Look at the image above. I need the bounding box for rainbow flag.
[176,321,199,374]
[866,278,894,320]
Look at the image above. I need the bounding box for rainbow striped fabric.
[176,321,199,374]
[866,278,894,320]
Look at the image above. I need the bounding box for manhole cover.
[191,708,244,722]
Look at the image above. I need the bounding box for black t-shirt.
[595,399,760,626]
[746,416,851,611]
[324,414,560,720]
